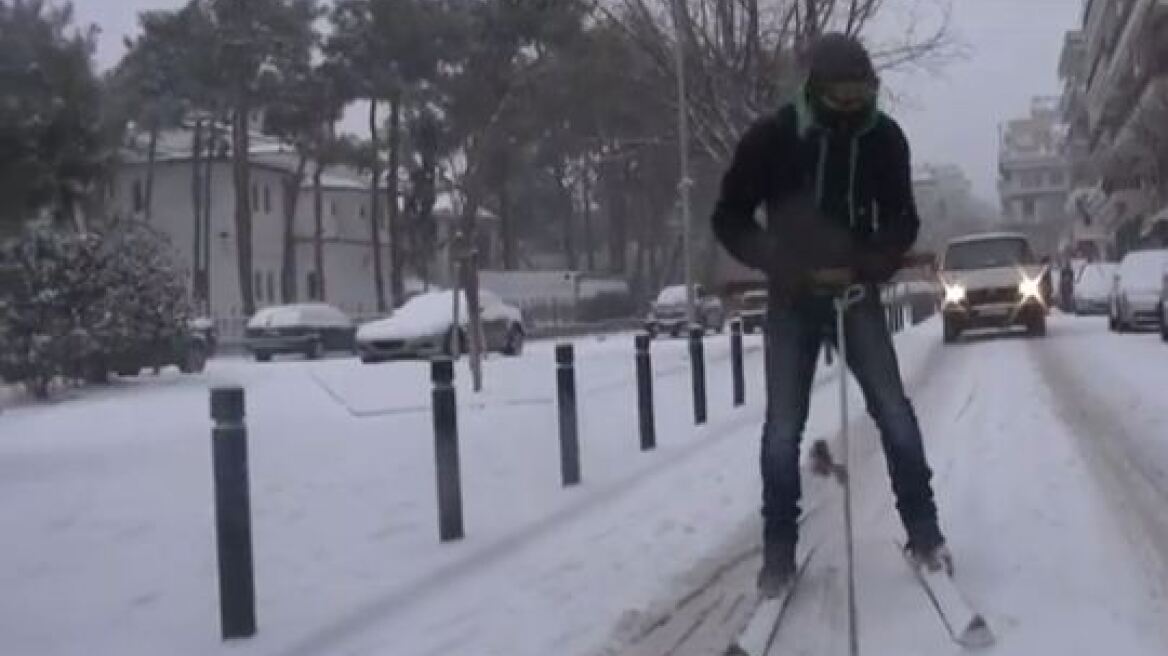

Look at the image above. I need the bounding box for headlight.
[944,283,966,305]
[1018,277,1042,300]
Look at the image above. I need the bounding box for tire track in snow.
[1030,330,1168,603]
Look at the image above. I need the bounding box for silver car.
[1109,249,1168,332]
[356,289,525,362]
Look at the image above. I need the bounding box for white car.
[1109,249,1168,332]
[938,232,1048,343]
[644,284,726,337]
[1072,262,1119,315]
[356,289,525,362]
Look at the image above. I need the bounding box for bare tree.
[602,0,962,164]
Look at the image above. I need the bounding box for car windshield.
[1077,264,1117,295]
[944,238,1035,271]
[741,293,767,310]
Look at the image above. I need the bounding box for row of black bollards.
[204,323,753,641]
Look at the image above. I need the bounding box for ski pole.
[834,284,866,656]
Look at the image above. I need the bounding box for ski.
[726,543,819,656]
[898,542,995,649]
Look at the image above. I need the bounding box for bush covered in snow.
[0,223,191,398]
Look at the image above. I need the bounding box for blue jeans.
[761,287,941,547]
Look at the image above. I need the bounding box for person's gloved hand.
[853,251,903,283]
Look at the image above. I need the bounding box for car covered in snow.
[1108,249,1168,332]
[355,289,525,363]
[244,303,356,362]
[736,289,768,334]
[1072,262,1119,315]
[938,232,1048,343]
[644,284,726,338]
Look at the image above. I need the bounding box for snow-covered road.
[1,316,1166,656]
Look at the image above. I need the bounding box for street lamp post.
[672,0,696,328]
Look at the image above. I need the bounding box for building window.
[307,271,320,300]
[1049,170,1064,186]
[1022,198,1036,220]
[331,200,338,218]
[263,185,272,214]
[267,271,276,303]
[254,271,264,302]
[359,204,366,218]
[132,179,144,213]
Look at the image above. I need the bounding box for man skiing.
[711,33,949,598]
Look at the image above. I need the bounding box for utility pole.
[672,0,696,328]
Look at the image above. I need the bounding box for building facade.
[997,98,1073,241]
[1061,0,1168,256]
[107,124,500,339]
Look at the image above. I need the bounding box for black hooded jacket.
[710,92,921,285]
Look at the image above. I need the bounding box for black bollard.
[634,334,656,451]
[555,344,581,486]
[210,386,256,640]
[430,358,464,542]
[730,321,745,407]
[689,327,707,425]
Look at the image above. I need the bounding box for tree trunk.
[558,166,577,271]
[369,99,387,313]
[191,119,204,308]
[281,154,308,303]
[581,169,594,272]
[313,162,326,301]
[387,94,404,305]
[460,192,485,393]
[144,124,159,223]
[202,119,217,313]
[232,103,255,316]
[497,153,516,270]
[603,160,629,274]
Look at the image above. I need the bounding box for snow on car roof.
[656,285,689,304]
[945,232,1030,246]
[1118,249,1168,286]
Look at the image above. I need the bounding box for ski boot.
[906,538,954,576]
[757,539,797,598]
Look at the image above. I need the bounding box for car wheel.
[1161,315,1168,343]
[255,351,273,363]
[942,316,960,344]
[180,342,208,374]
[305,338,325,360]
[1108,309,1118,331]
[1026,313,1047,338]
[502,325,524,356]
[360,354,384,365]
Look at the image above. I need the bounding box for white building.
[1061,0,1168,254]
[107,124,499,339]
[997,97,1074,254]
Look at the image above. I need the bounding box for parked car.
[245,303,355,362]
[644,284,726,338]
[1072,262,1119,315]
[1108,249,1168,332]
[938,232,1047,343]
[737,289,768,333]
[78,322,212,382]
[356,289,525,362]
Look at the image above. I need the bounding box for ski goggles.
[815,79,880,112]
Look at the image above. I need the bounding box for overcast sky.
[73,0,1083,202]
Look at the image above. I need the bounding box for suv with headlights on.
[938,232,1047,344]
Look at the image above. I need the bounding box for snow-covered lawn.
[2,316,1167,656]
